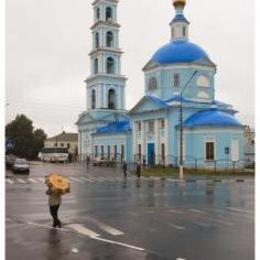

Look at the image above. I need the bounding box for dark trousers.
[49,204,61,228]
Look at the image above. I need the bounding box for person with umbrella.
[45,174,70,228]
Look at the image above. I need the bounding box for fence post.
[214,160,217,174]
[233,161,236,174]
[195,159,197,172]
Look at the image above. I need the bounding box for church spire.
[170,0,189,41]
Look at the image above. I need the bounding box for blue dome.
[183,109,242,128]
[152,40,209,65]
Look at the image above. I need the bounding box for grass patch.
[141,167,254,178]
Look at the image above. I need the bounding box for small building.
[244,125,255,167]
[44,132,78,156]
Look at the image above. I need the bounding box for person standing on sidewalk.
[123,161,127,177]
[46,189,62,228]
[136,162,141,178]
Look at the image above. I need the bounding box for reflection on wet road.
[6,163,254,260]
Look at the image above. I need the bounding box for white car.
[12,159,30,174]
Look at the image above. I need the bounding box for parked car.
[12,159,30,174]
[5,154,17,168]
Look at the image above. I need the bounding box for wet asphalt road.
[6,162,254,260]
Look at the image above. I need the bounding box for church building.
[77,0,244,169]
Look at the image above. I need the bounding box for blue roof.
[171,14,190,24]
[182,109,242,128]
[95,121,131,134]
[146,95,169,109]
[165,95,192,103]
[152,40,209,65]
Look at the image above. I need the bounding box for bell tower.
[86,0,126,111]
[170,0,189,41]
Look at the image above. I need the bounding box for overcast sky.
[6,0,254,137]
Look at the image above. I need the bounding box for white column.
[164,118,169,166]
[155,119,160,164]
[141,121,146,159]
[132,121,136,161]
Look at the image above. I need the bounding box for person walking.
[46,188,62,228]
[123,161,127,177]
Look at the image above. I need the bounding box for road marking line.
[169,209,183,214]
[176,258,186,260]
[6,179,14,184]
[227,207,254,214]
[28,178,37,183]
[189,209,205,214]
[92,237,145,251]
[170,224,185,230]
[7,219,144,252]
[66,224,100,237]
[16,178,26,184]
[78,177,94,183]
[36,177,45,183]
[68,177,84,183]
[86,216,124,236]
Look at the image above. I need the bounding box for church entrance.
[148,143,155,166]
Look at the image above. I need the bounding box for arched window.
[106,31,113,47]
[91,89,96,109]
[96,7,100,20]
[94,58,98,74]
[95,32,99,48]
[108,89,116,109]
[106,7,112,21]
[106,57,115,74]
[148,77,157,91]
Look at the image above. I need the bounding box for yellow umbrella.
[45,174,70,194]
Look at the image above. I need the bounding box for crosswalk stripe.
[28,178,37,183]
[170,224,185,230]
[37,177,45,183]
[6,179,14,184]
[16,178,26,184]
[227,207,254,214]
[86,216,124,236]
[66,224,100,238]
[78,177,94,183]
[68,177,84,183]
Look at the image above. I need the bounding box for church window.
[91,89,96,109]
[95,146,98,157]
[182,26,186,37]
[121,145,125,160]
[106,57,115,74]
[96,7,100,20]
[95,32,100,48]
[148,77,157,91]
[197,75,210,87]
[101,145,104,158]
[148,121,154,133]
[136,121,141,131]
[94,58,98,74]
[174,73,180,87]
[160,119,165,129]
[108,89,116,109]
[206,142,215,161]
[106,31,113,47]
[114,145,117,159]
[106,7,113,21]
[107,145,111,159]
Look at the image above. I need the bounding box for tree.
[6,114,47,159]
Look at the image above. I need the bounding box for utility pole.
[179,70,198,179]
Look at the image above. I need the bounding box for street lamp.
[179,70,198,179]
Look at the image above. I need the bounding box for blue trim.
[95,121,131,134]
[146,95,169,109]
[171,14,190,24]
